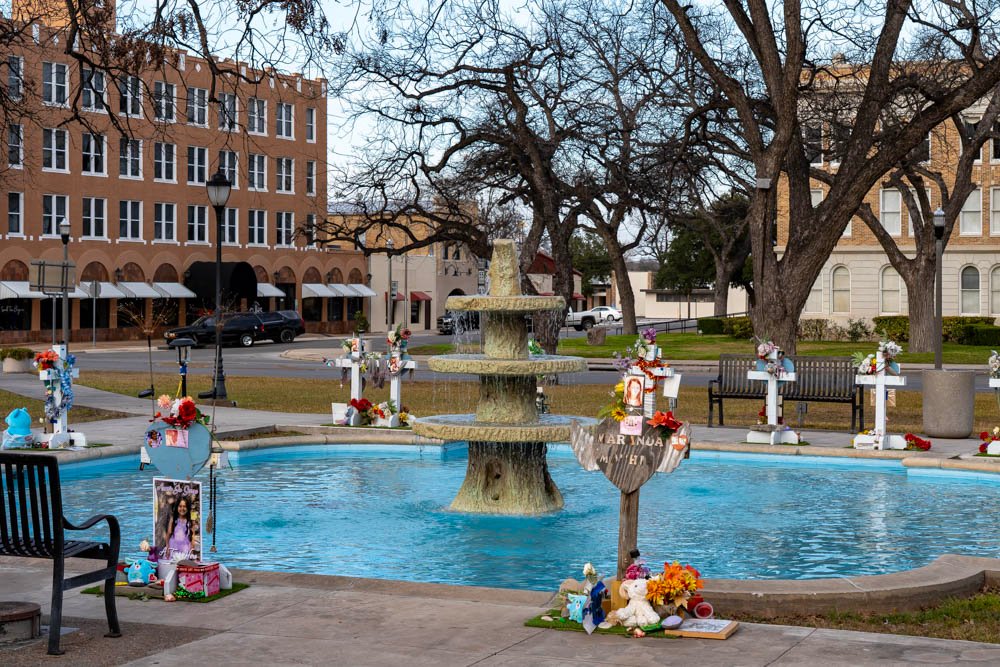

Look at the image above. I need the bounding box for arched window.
[831,266,850,313]
[991,267,1000,314]
[961,266,981,314]
[880,266,901,314]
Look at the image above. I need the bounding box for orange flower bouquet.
[645,561,704,611]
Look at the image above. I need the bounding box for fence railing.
[606,311,748,336]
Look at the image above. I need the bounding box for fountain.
[412,240,596,514]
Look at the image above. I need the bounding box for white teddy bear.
[606,578,660,628]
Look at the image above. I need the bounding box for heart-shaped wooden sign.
[571,417,670,494]
[143,422,212,480]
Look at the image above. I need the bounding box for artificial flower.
[582,562,597,578]
[610,407,627,422]
[647,410,682,432]
[157,394,172,409]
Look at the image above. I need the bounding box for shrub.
[943,316,995,342]
[0,347,34,361]
[722,316,753,339]
[957,324,1000,346]
[353,311,369,334]
[798,319,829,341]
[872,316,909,343]
[846,318,873,342]
[697,317,725,335]
[826,323,847,341]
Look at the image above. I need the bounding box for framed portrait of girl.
[624,376,645,408]
[153,478,203,562]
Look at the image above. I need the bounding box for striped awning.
[303,283,337,298]
[81,282,128,299]
[257,283,285,298]
[152,282,197,299]
[118,282,162,299]
[350,284,377,298]
[326,284,352,297]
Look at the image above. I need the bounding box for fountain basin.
[446,295,565,312]
[412,414,598,443]
[428,354,587,375]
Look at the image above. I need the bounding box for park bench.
[708,354,863,431]
[0,452,121,655]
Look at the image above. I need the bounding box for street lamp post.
[933,207,946,370]
[386,238,394,330]
[203,171,232,401]
[59,220,71,350]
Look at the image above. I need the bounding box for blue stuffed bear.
[2,408,35,449]
[125,558,159,586]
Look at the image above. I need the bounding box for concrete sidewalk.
[3,557,1000,666]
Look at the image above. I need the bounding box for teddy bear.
[606,578,660,628]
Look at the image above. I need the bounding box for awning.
[118,282,162,299]
[410,291,432,302]
[257,283,286,298]
[81,282,127,299]
[303,283,337,298]
[391,291,405,301]
[0,281,46,299]
[326,284,352,297]
[350,284,377,298]
[152,282,197,299]
[573,293,585,300]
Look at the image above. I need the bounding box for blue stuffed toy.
[125,558,158,586]
[2,407,35,449]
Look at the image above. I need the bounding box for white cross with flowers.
[853,341,906,450]
[746,341,799,445]
[36,343,86,448]
[988,351,1000,389]
[626,329,681,419]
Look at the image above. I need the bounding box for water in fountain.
[411,240,597,515]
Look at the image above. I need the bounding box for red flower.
[647,411,682,431]
[176,399,197,423]
[758,404,767,418]
[350,398,372,412]
[981,443,989,454]
[981,431,990,441]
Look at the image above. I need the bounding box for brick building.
[0,1,371,343]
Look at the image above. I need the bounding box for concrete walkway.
[3,557,1000,666]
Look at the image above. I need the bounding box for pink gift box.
[176,562,220,598]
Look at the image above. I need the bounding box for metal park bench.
[0,452,121,655]
[708,354,863,431]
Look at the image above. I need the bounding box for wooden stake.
[617,489,640,580]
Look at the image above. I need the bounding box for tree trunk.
[610,248,637,334]
[713,262,730,316]
[901,261,937,353]
[451,442,563,514]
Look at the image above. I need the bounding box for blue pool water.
[59,446,1000,591]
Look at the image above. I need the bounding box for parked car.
[565,306,621,331]
[164,313,266,348]
[258,310,306,343]
[437,311,480,335]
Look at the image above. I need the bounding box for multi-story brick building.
[0,1,371,343]
[781,101,1000,325]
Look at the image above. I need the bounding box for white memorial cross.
[746,352,799,445]
[854,359,906,450]
[330,335,419,426]
[628,345,682,419]
[38,343,86,448]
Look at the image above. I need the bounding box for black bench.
[708,354,863,431]
[0,452,121,655]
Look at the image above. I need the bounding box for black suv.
[437,311,480,335]
[258,310,306,343]
[165,313,266,348]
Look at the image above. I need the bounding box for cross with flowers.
[35,343,86,448]
[620,327,682,417]
[746,340,799,445]
[853,341,906,450]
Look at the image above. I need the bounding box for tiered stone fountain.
[412,240,595,514]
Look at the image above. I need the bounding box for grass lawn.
[412,333,997,364]
[733,588,1000,644]
[74,371,1000,436]
[0,388,128,424]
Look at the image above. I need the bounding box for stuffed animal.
[125,558,158,586]
[1,408,35,449]
[606,578,660,628]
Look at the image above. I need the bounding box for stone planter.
[922,369,975,438]
[2,357,32,373]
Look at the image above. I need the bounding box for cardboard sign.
[619,414,643,436]
[576,417,671,494]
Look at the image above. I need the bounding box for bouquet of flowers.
[598,381,628,422]
[979,428,1000,454]
[879,340,902,359]
[645,561,704,609]
[33,349,60,371]
[755,339,778,360]
[989,351,1000,379]
[903,433,932,451]
[386,324,412,351]
[853,352,878,375]
[155,395,209,429]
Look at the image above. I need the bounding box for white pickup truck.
[565,306,622,330]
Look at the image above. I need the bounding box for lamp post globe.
[200,171,232,402]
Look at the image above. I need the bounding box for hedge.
[943,316,995,342]
[957,324,1000,346]
[722,316,753,339]
[872,316,909,343]
[697,317,726,335]
[0,347,33,361]
[872,316,997,344]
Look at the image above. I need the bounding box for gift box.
[176,562,220,599]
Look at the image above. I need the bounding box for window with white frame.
[306,160,315,195]
[248,153,266,190]
[119,138,141,178]
[276,102,293,138]
[187,146,207,184]
[306,107,316,142]
[42,128,68,171]
[154,142,176,181]
[119,75,141,116]
[154,202,176,241]
[218,92,237,131]
[42,62,67,105]
[7,192,22,235]
[248,209,266,245]
[305,213,316,246]
[6,56,22,100]
[187,204,207,243]
[991,266,1000,314]
[991,188,1000,236]
[276,157,293,193]
[223,207,238,244]
[963,118,982,161]
[42,194,68,236]
[961,265,981,314]
[119,200,141,240]
[880,266,901,314]
[82,197,106,238]
[7,124,21,167]
[275,211,294,246]
[153,81,175,121]
[247,97,266,134]
[880,189,902,236]
[218,150,238,188]
[82,68,105,111]
[82,133,106,175]
[187,87,207,125]
[960,188,983,236]
[804,277,822,313]
[831,266,850,313]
